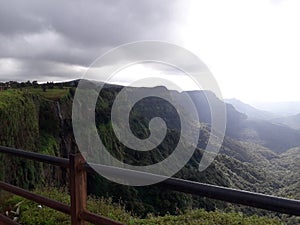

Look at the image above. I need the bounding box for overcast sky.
[0,0,188,80]
[0,0,300,102]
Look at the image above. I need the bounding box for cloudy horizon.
[1,0,300,103]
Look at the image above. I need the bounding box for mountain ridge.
[271,113,300,130]
[225,98,278,120]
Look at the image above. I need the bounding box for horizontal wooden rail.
[80,210,125,225]
[85,163,300,216]
[1,145,300,225]
[161,177,300,216]
[0,147,123,225]
[0,146,69,168]
[0,181,125,225]
[0,214,20,225]
[0,182,71,215]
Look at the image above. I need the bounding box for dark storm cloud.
[0,0,188,81]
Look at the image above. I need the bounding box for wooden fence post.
[69,153,87,225]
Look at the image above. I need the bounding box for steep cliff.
[0,89,73,188]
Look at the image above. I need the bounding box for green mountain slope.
[0,83,299,222]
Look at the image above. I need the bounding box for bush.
[0,188,282,225]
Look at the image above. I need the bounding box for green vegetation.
[0,188,281,225]
[26,87,69,100]
[0,187,134,224]
[0,82,299,224]
[0,189,71,225]
[0,90,40,188]
[0,88,68,188]
[136,210,281,225]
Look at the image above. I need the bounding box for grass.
[0,87,69,104]
[135,210,282,225]
[0,89,24,109]
[25,87,69,100]
[0,188,282,225]
[0,188,134,225]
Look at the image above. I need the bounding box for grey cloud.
[0,58,84,82]
[0,0,188,82]
[0,2,46,36]
[35,0,181,47]
[0,32,100,66]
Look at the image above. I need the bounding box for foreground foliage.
[0,188,282,225]
[136,210,282,225]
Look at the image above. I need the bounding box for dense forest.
[0,80,299,224]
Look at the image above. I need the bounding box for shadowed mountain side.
[235,119,300,153]
[186,91,300,153]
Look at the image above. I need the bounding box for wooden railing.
[0,146,124,225]
[0,145,300,225]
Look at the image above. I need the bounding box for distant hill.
[225,98,277,120]
[222,99,300,153]
[190,96,300,153]
[271,113,300,130]
[236,119,300,153]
